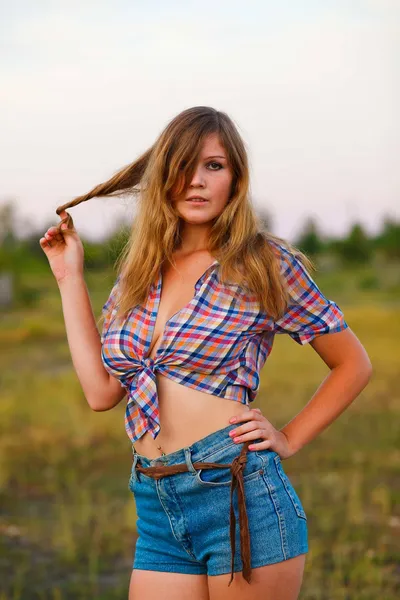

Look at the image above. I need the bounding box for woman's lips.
[185,199,209,204]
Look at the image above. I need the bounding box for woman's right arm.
[40,209,126,411]
[58,274,126,411]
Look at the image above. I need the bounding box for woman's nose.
[189,166,206,187]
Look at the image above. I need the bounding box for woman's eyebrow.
[204,155,227,160]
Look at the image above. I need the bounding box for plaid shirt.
[101,240,348,443]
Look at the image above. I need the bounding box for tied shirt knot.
[136,355,157,392]
[120,356,156,390]
[141,356,155,372]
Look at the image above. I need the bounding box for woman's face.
[170,133,233,224]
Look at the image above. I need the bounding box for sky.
[1,0,398,242]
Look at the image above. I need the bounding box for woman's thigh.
[207,553,307,600]
[129,569,209,600]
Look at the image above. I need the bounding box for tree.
[374,216,400,260]
[0,200,18,247]
[334,222,372,265]
[295,217,324,256]
[255,205,274,232]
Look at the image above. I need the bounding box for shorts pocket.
[195,442,264,487]
[274,455,307,520]
[128,465,140,493]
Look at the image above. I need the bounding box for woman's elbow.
[87,392,126,412]
[363,356,373,383]
[350,352,373,388]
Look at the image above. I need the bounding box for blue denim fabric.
[129,423,308,576]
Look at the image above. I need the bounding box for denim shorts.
[128,423,308,577]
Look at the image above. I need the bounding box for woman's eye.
[207,161,223,170]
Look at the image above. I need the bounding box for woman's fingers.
[39,209,78,253]
[57,209,74,231]
[39,236,52,250]
[40,225,65,250]
[44,228,62,243]
[46,226,64,242]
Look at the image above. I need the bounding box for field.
[0,265,399,599]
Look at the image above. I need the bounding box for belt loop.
[184,447,197,475]
[130,449,140,483]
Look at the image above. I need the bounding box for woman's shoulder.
[266,236,294,256]
[264,236,301,273]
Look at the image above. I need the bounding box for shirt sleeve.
[100,274,121,344]
[272,245,349,345]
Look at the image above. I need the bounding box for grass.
[0,266,399,599]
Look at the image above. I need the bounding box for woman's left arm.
[228,327,372,459]
[278,326,372,457]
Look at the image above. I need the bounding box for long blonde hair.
[55,106,314,322]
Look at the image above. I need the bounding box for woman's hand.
[228,408,295,460]
[39,209,84,284]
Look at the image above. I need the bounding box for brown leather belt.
[133,440,255,587]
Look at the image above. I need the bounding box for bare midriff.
[131,250,252,460]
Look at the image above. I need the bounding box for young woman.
[40,106,372,600]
